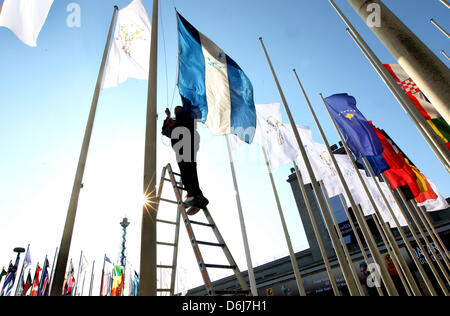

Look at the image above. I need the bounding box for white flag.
[0,0,53,47]
[253,103,313,170]
[418,180,449,212]
[102,0,151,89]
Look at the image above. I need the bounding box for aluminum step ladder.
[155,163,250,296]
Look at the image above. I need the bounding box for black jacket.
[162,107,200,162]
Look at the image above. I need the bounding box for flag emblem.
[345,113,355,120]
[265,117,284,145]
[118,24,147,56]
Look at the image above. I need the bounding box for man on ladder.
[162,99,209,215]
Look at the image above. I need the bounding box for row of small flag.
[0,247,139,296]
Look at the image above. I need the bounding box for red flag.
[22,271,32,296]
[404,160,438,203]
[30,265,42,296]
[368,122,419,196]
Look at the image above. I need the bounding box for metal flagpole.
[393,186,450,280]
[430,19,450,38]
[30,261,39,296]
[367,207,412,296]
[320,181,366,296]
[14,244,29,296]
[88,260,95,296]
[413,203,450,270]
[258,37,360,296]
[346,0,450,126]
[292,161,340,296]
[261,146,307,296]
[140,0,159,297]
[320,94,423,296]
[338,196,386,296]
[441,0,450,9]
[74,251,83,296]
[50,5,119,296]
[225,136,258,296]
[362,158,448,295]
[442,50,450,61]
[328,0,450,172]
[99,254,106,296]
[47,247,58,296]
[292,69,398,296]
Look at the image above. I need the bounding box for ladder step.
[189,220,214,228]
[157,265,174,269]
[157,219,177,225]
[157,289,171,292]
[197,241,224,247]
[159,198,179,205]
[171,172,182,177]
[157,242,176,247]
[176,186,187,191]
[203,264,236,269]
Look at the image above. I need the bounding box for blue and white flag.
[177,12,256,143]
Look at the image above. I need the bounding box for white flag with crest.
[253,103,313,170]
[102,0,151,89]
[0,0,54,47]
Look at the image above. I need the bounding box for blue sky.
[0,0,448,294]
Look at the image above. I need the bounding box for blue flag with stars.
[324,93,389,175]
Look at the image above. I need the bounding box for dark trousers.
[178,162,203,197]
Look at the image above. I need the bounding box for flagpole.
[50,5,119,296]
[394,186,450,276]
[292,69,399,295]
[441,0,450,9]
[413,203,450,269]
[31,261,39,297]
[338,196,386,296]
[81,265,87,296]
[14,244,29,296]
[89,260,95,296]
[346,0,450,126]
[225,136,258,296]
[430,19,450,38]
[74,251,83,296]
[291,161,340,295]
[368,209,412,295]
[261,146,307,296]
[140,0,158,297]
[361,157,448,295]
[99,254,106,296]
[320,94,424,296]
[259,37,360,296]
[328,0,450,172]
[47,247,58,296]
[319,181,366,296]
[38,255,48,296]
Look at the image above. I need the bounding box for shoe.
[187,207,201,216]
[184,196,194,204]
[191,195,209,209]
[183,196,195,208]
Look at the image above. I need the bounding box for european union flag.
[324,93,389,175]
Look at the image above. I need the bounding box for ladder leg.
[169,205,182,296]
[202,207,251,295]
